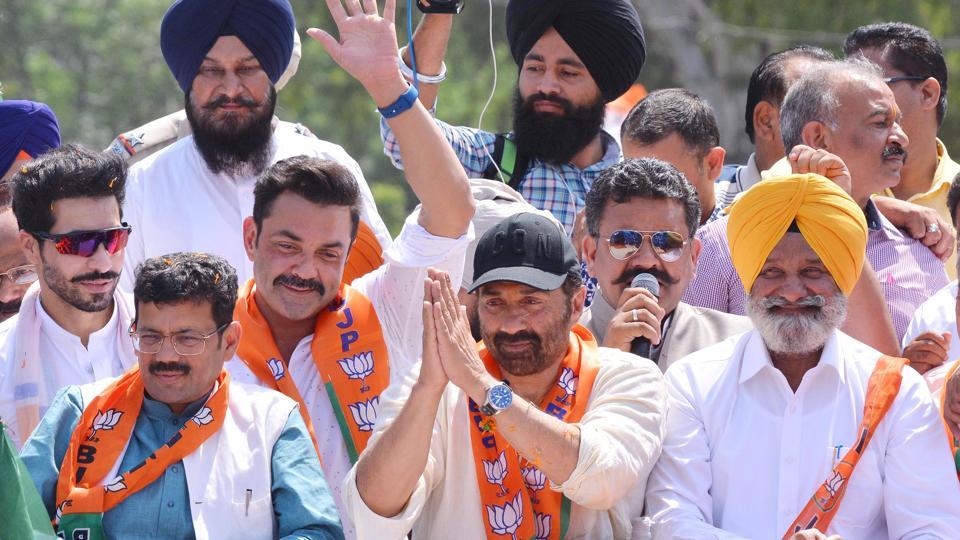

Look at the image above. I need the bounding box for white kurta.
[901,281,959,397]
[342,348,668,540]
[228,215,473,540]
[645,329,960,540]
[120,121,392,292]
[0,288,137,448]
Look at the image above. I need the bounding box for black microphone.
[629,273,660,360]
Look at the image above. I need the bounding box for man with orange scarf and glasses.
[342,212,667,539]
[224,1,474,538]
[20,252,343,539]
[645,173,960,539]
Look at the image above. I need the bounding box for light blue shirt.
[20,385,344,540]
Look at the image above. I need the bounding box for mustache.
[149,361,191,375]
[493,330,542,348]
[274,274,325,295]
[523,92,574,113]
[72,271,119,283]
[0,299,21,315]
[882,143,907,161]
[612,267,679,286]
[205,95,260,110]
[759,295,826,309]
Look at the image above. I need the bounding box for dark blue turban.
[0,100,61,176]
[506,0,646,103]
[160,0,296,93]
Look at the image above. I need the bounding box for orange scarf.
[783,355,906,538]
[469,325,600,540]
[55,367,229,521]
[234,279,389,463]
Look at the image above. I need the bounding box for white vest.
[78,380,295,540]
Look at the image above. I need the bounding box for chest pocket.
[829,448,884,534]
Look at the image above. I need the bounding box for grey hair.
[780,57,884,151]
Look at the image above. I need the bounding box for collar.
[36,292,119,348]
[863,199,883,231]
[738,153,763,191]
[738,328,845,386]
[592,131,622,171]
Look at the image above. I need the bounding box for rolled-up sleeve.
[552,350,667,510]
[380,115,497,178]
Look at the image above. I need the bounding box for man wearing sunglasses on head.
[0,144,138,449]
[580,158,750,371]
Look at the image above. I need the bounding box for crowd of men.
[4,0,960,538]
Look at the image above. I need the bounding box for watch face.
[489,384,513,410]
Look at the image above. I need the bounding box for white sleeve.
[644,365,749,540]
[881,369,960,538]
[552,351,667,510]
[335,147,393,250]
[341,362,450,539]
[353,215,473,378]
[120,166,146,294]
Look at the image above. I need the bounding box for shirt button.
[171,466,180,473]
[171,419,179,426]
[167,501,175,508]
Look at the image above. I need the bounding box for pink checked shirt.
[682,201,948,342]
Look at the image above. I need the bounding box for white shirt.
[120,121,392,292]
[902,281,959,397]
[645,329,960,540]
[342,347,668,540]
[228,215,473,540]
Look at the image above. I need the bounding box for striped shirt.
[381,117,622,235]
[682,200,948,341]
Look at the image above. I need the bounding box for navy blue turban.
[0,100,61,176]
[506,0,646,103]
[160,0,296,93]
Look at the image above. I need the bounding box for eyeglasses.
[883,75,927,84]
[0,264,37,287]
[605,229,688,262]
[31,224,131,257]
[129,321,230,356]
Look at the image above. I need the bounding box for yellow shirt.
[880,139,960,279]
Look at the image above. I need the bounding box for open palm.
[309,0,402,93]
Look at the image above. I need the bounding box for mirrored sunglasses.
[605,229,687,262]
[32,224,132,257]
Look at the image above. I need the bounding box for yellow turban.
[726,173,867,295]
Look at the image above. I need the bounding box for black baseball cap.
[469,212,579,293]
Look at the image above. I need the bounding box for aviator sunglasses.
[31,224,132,257]
[605,229,688,263]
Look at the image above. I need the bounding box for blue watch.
[480,382,513,416]
[378,85,419,119]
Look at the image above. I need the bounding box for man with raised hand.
[225,1,474,537]
[21,252,343,539]
[646,173,960,539]
[344,212,666,539]
[0,145,137,449]
[380,0,646,235]
[121,0,391,292]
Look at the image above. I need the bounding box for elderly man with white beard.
[644,173,960,539]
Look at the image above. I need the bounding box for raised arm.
[400,12,454,108]
[309,0,473,239]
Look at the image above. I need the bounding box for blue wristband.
[378,85,420,119]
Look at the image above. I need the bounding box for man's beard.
[746,293,848,355]
[0,298,22,321]
[481,303,572,376]
[42,263,118,313]
[511,88,605,165]
[185,86,276,176]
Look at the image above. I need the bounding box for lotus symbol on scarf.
[338,351,375,393]
[824,471,845,498]
[348,396,379,432]
[521,466,546,502]
[55,501,69,523]
[104,476,127,493]
[485,491,524,539]
[192,407,214,427]
[534,512,552,540]
[268,357,286,381]
[483,450,510,496]
[88,408,123,441]
[556,367,578,405]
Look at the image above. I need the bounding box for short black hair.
[948,171,960,226]
[252,155,361,240]
[585,158,701,238]
[133,252,238,335]
[844,22,948,125]
[621,88,719,161]
[744,46,835,143]
[10,143,126,233]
